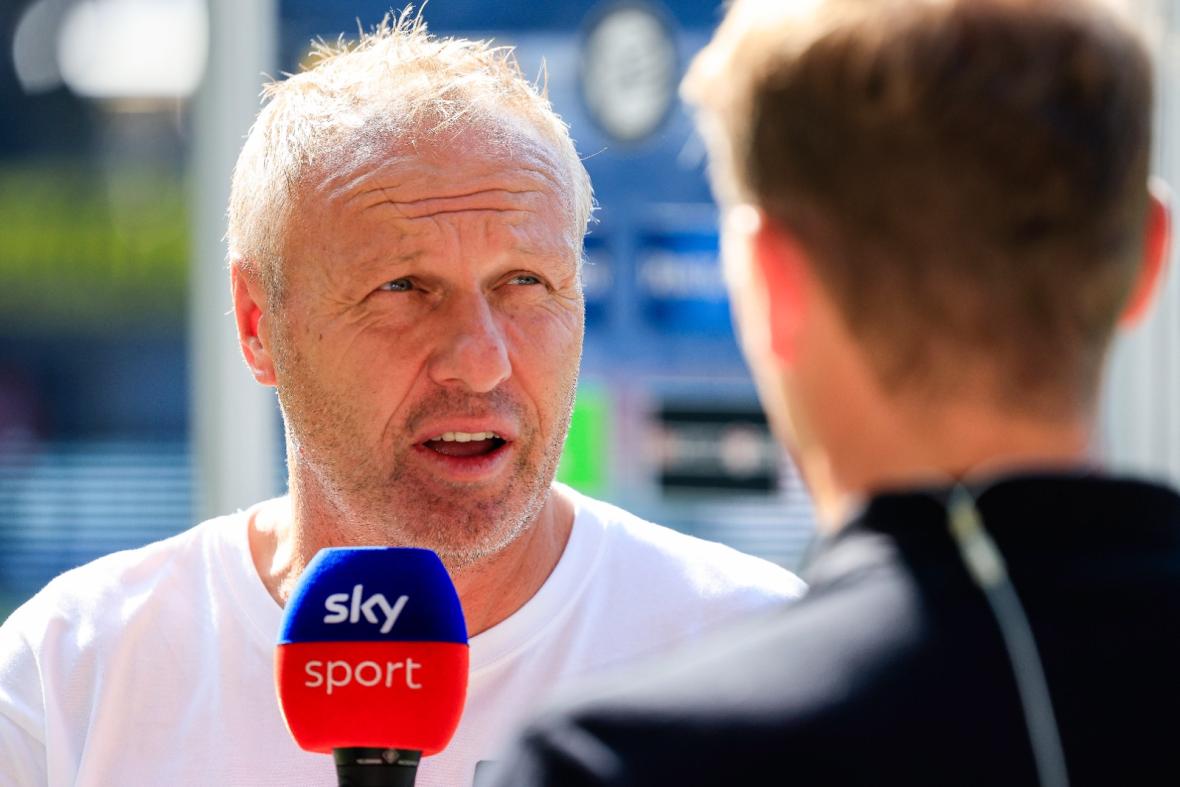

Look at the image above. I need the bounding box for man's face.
[269,126,584,569]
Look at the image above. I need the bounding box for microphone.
[275,547,469,787]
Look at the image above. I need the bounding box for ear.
[230,261,277,386]
[1119,180,1172,328]
[751,215,811,366]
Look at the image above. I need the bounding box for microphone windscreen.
[275,547,469,755]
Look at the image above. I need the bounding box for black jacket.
[490,474,1180,786]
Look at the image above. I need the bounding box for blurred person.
[489,0,1180,784]
[0,12,804,786]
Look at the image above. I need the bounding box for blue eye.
[510,274,542,286]
[378,278,413,292]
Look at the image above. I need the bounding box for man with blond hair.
[0,12,803,786]
[491,0,1180,784]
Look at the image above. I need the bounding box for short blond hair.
[685,0,1153,411]
[227,8,593,295]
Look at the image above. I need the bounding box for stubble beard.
[273,338,577,575]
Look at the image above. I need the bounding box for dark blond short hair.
[685,0,1153,410]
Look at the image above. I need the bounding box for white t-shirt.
[0,486,804,787]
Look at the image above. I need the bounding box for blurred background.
[1,0,1178,620]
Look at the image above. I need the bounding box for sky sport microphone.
[275,547,469,787]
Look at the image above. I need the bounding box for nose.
[427,293,512,393]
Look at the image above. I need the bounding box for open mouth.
[423,431,508,458]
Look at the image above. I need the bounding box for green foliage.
[557,385,610,495]
[0,162,190,332]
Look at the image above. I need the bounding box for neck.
[800,392,1096,532]
[248,478,575,637]
[443,491,575,635]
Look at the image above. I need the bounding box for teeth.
[428,431,501,443]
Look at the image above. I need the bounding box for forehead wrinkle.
[308,127,576,224]
[314,152,416,205]
[305,142,578,265]
[354,157,563,199]
[359,185,540,202]
[360,187,546,218]
[360,209,544,259]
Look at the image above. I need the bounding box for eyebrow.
[512,245,574,261]
[347,250,424,275]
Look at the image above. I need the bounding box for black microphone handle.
[333,747,422,787]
